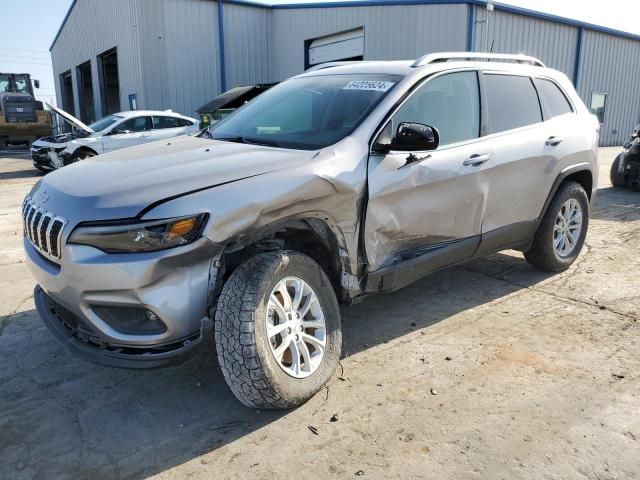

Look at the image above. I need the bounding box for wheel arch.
[73,145,98,157]
[213,217,358,305]
[539,164,594,222]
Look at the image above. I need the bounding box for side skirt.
[364,236,480,294]
[363,221,538,295]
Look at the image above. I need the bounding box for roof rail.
[412,52,546,68]
[305,61,369,72]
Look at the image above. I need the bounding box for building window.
[98,47,120,115]
[76,61,95,123]
[590,92,607,124]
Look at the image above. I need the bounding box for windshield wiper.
[213,136,282,148]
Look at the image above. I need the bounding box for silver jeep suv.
[24,53,599,408]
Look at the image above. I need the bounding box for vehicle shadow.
[0,252,553,480]
[590,185,640,222]
[0,168,44,181]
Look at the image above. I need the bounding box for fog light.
[93,306,167,335]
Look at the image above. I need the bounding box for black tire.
[34,164,50,174]
[525,181,589,272]
[610,154,627,188]
[214,250,342,409]
[66,149,96,165]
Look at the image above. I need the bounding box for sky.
[1,0,637,108]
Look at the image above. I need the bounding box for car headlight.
[68,214,207,253]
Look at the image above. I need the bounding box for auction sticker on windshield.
[343,80,395,92]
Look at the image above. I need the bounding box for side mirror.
[33,79,40,89]
[389,122,439,151]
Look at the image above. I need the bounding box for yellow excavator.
[0,72,52,148]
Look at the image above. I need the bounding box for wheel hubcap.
[266,276,326,379]
[553,198,583,257]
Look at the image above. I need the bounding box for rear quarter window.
[484,74,542,134]
[534,78,573,118]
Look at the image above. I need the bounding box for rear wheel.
[610,154,627,188]
[525,182,589,272]
[214,250,342,409]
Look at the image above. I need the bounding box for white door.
[308,28,364,66]
[102,116,151,152]
[148,116,190,142]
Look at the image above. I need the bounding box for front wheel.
[610,154,627,188]
[214,251,342,409]
[525,182,589,272]
[66,149,96,165]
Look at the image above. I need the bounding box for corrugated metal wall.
[51,0,221,118]
[51,0,640,143]
[222,3,271,88]
[267,4,468,82]
[136,0,220,116]
[473,7,579,78]
[578,30,640,146]
[51,0,141,119]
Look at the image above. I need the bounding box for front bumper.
[25,234,221,368]
[30,146,59,170]
[35,286,211,368]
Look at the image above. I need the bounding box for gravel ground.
[0,148,638,480]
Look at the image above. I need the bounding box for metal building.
[50,0,640,146]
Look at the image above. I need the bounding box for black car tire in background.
[610,154,627,188]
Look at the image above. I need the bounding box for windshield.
[88,114,123,132]
[0,73,31,94]
[13,74,30,93]
[209,74,400,150]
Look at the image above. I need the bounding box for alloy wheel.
[553,198,583,257]
[266,276,326,379]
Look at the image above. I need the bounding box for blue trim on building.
[268,0,467,8]
[50,0,640,52]
[466,3,476,52]
[217,0,227,92]
[573,27,584,87]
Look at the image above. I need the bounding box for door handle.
[463,153,490,167]
[545,136,563,146]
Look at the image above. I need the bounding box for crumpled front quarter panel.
[144,137,369,275]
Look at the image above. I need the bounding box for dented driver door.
[363,70,491,288]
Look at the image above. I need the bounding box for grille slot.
[21,196,66,259]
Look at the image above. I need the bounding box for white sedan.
[31,105,199,171]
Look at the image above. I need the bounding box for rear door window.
[534,78,573,118]
[484,74,542,134]
[152,116,183,129]
[117,116,150,132]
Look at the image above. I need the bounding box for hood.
[45,102,94,134]
[31,135,317,223]
[34,131,89,145]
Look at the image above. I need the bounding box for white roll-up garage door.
[308,28,364,66]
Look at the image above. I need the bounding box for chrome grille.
[22,196,66,259]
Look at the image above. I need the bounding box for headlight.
[68,214,207,253]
